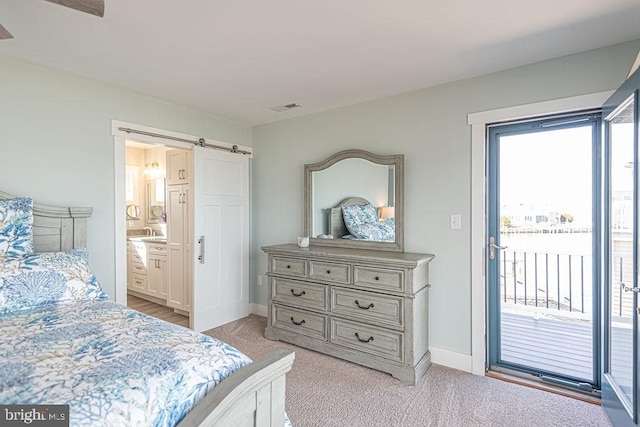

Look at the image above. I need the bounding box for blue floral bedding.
[0,300,252,426]
[0,197,290,426]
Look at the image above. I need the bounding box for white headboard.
[0,191,93,252]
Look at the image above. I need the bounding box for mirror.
[305,149,404,252]
[126,204,141,220]
[147,178,166,223]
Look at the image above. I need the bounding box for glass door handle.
[489,236,508,260]
[620,282,640,293]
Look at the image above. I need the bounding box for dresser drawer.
[331,288,404,328]
[272,256,308,278]
[272,278,328,311]
[331,318,404,363]
[272,305,328,341]
[354,266,404,291]
[309,261,351,284]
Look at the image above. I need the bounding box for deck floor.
[500,309,632,389]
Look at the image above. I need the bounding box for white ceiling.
[2,0,640,125]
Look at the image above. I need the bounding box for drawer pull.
[290,317,306,326]
[375,276,380,281]
[290,289,306,297]
[355,332,374,343]
[326,270,331,274]
[286,265,291,269]
[354,300,375,310]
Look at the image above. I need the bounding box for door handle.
[620,282,640,293]
[198,236,205,264]
[489,236,508,260]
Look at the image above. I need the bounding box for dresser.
[262,244,434,385]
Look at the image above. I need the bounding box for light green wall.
[0,55,252,298]
[3,39,640,357]
[252,39,640,355]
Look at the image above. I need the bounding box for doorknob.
[489,236,508,260]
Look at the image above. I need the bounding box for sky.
[499,123,634,226]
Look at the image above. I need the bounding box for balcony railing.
[499,250,632,317]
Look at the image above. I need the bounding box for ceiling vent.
[270,103,302,112]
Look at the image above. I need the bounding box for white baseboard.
[250,303,267,317]
[430,346,473,373]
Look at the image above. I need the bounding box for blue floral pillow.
[341,204,378,233]
[0,248,108,313]
[348,218,396,242]
[0,197,34,258]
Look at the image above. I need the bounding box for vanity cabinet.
[263,244,434,385]
[147,243,168,298]
[128,241,147,294]
[127,240,168,301]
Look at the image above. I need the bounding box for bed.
[328,197,395,242]
[0,191,294,426]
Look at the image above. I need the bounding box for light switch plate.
[450,214,462,229]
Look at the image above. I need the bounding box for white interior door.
[192,146,249,332]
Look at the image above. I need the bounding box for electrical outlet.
[257,275,263,286]
[450,214,462,230]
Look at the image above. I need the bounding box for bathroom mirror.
[304,149,404,252]
[126,204,141,220]
[147,178,166,223]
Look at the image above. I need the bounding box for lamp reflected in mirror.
[379,206,395,220]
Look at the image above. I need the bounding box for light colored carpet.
[204,315,611,427]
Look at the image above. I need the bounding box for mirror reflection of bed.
[305,149,404,251]
[326,196,396,242]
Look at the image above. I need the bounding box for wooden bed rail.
[178,349,295,427]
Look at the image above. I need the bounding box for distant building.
[501,204,560,229]
[612,190,633,230]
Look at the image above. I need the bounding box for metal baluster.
[545,253,549,309]
[557,254,561,311]
[534,253,538,308]
[568,255,572,312]
[513,251,517,304]
[523,252,527,306]
[503,254,507,303]
[580,256,584,314]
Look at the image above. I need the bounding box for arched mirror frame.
[304,149,404,252]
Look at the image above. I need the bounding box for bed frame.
[0,191,295,427]
[328,196,371,238]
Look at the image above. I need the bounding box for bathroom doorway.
[124,138,190,327]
